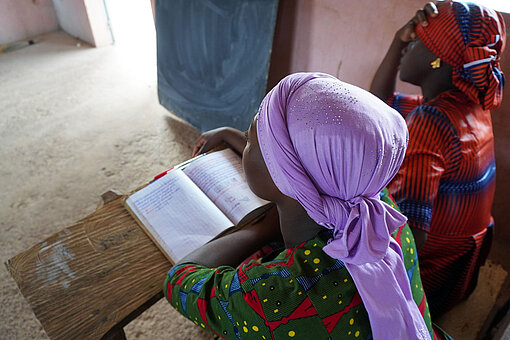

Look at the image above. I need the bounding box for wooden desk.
[5,191,172,340]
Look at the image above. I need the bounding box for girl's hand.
[192,127,227,156]
[192,127,245,156]
[397,2,439,43]
[370,1,443,101]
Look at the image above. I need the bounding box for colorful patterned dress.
[387,91,495,317]
[164,189,450,339]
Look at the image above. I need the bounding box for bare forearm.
[222,127,247,155]
[176,227,269,268]
[371,3,439,101]
[370,36,408,102]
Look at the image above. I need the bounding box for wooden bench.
[5,190,172,340]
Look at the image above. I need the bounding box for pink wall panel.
[0,0,58,45]
[280,0,423,92]
[84,0,111,47]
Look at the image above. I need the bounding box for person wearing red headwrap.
[370,1,506,317]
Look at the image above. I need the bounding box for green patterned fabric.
[164,189,450,339]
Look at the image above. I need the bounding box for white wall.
[52,0,111,47]
[0,0,59,45]
[52,0,94,46]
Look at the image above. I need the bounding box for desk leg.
[101,325,127,340]
[100,291,163,340]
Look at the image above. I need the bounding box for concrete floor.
[0,30,507,340]
[0,30,209,339]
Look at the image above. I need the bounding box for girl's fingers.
[402,20,416,41]
[402,2,439,42]
[408,19,417,39]
[415,9,428,26]
[192,139,205,157]
[424,2,438,17]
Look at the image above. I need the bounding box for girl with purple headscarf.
[164,73,449,339]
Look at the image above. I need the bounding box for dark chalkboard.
[156,0,279,132]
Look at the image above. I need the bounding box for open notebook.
[124,149,272,263]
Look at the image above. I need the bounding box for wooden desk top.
[5,192,172,339]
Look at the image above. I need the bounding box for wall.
[0,0,58,45]
[269,1,510,251]
[268,0,423,93]
[83,0,111,47]
[491,14,510,245]
[52,0,93,45]
[52,0,110,47]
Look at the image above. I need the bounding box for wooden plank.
[5,194,172,340]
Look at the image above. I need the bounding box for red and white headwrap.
[416,0,506,110]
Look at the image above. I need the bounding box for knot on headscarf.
[257,73,430,339]
[320,194,407,265]
[416,1,506,110]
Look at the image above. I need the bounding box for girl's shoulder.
[417,91,490,133]
[424,90,480,114]
[387,93,424,119]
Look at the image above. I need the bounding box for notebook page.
[182,149,270,225]
[125,169,233,262]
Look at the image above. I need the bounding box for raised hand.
[397,2,439,43]
[370,1,442,101]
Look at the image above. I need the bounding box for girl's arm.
[370,35,409,101]
[175,205,282,268]
[192,127,246,156]
[369,2,438,101]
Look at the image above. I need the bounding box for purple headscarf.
[257,73,430,339]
